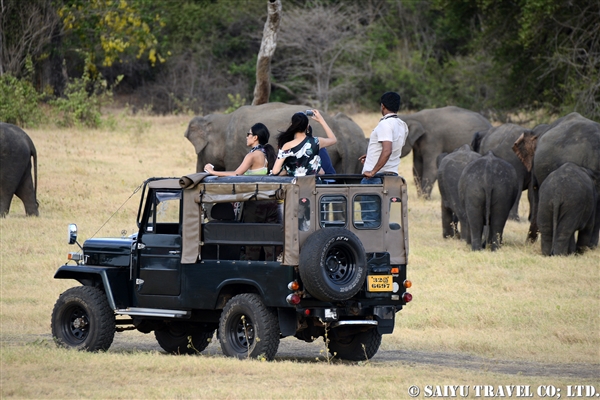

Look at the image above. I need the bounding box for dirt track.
[7,332,598,379]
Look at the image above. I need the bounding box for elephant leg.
[0,192,13,216]
[419,158,438,200]
[14,167,38,216]
[540,232,552,256]
[459,219,470,243]
[488,222,505,252]
[412,151,424,197]
[576,222,595,253]
[0,176,19,217]
[552,229,575,256]
[591,199,600,248]
[508,190,522,221]
[466,204,484,251]
[441,204,456,238]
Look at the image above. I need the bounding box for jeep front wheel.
[51,286,115,351]
[218,293,280,360]
[299,228,367,302]
[155,327,215,355]
[327,327,382,361]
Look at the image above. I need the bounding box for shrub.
[0,74,43,127]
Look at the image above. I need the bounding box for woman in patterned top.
[204,123,276,176]
[271,110,337,176]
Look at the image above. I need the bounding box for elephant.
[185,102,367,174]
[537,163,599,256]
[512,112,600,246]
[458,151,519,251]
[398,106,492,199]
[436,144,481,241]
[0,122,39,217]
[471,123,532,221]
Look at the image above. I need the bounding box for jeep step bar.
[115,307,190,318]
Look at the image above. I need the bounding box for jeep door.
[135,189,182,301]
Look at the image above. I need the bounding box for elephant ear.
[512,130,537,172]
[406,120,425,147]
[184,116,209,154]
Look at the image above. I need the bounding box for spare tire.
[299,228,367,302]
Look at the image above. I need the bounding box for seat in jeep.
[201,203,241,260]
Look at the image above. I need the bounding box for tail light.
[286,293,301,305]
[403,280,412,288]
[402,292,413,303]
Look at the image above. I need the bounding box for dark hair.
[277,112,309,149]
[250,122,276,172]
[380,92,401,112]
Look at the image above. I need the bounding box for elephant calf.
[437,144,481,241]
[459,151,519,251]
[0,123,39,217]
[538,163,598,256]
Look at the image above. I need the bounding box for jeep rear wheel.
[218,293,280,360]
[155,327,215,355]
[51,286,115,351]
[299,228,367,302]
[327,327,382,361]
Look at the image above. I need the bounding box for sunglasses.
[246,131,254,137]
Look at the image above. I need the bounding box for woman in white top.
[204,123,276,176]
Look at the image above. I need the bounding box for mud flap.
[278,308,297,337]
[374,305,395,334]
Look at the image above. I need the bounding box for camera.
[304,110,314,117]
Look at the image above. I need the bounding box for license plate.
[367,275,392,292]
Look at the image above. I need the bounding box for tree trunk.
[251,0,281,106]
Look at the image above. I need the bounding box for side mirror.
[68,224,78,245]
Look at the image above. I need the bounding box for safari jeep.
[51,173,412,361]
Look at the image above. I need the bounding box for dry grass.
[1,112,599,398]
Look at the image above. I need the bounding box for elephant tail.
[25,134,38,207]
[483,184,493,247]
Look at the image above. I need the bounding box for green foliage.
[50,73,122,128]
[58,0,166,72]
[0,58,43,127]
[224,94,246,114]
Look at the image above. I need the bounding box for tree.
[0,0,59,77]
[273,2,369,111]
[252,0,282,106]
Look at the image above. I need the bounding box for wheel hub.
[72,317,87,329]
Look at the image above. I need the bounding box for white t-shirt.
[362,114,408,174]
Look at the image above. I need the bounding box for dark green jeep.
[51,173,412,361]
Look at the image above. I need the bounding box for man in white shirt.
[358,92,408,227]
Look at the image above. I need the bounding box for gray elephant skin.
[185,102,367,174]
[472,123,532,221]
[0,122,39,217]
[458,151,519,251]
[436,144,481,241]
[512,112,600,246]
[538,163,599,256]
[398,106,492,199]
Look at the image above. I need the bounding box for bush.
[0,74,43,127]
[50,74,122,128]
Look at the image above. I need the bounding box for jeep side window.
[353,194,381,229]
[145,191,181,234]
[319,195,346,228]
[299,198,311,231]
[389,197,402,230]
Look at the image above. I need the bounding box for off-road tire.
[155,327,215,355]
[218,293,280,360]
[327,327,382,361]
[299,228,367,302]
[51,286,115,351]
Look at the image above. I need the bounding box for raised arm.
[310,109,337,148]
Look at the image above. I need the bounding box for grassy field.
[1,112,598,399]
